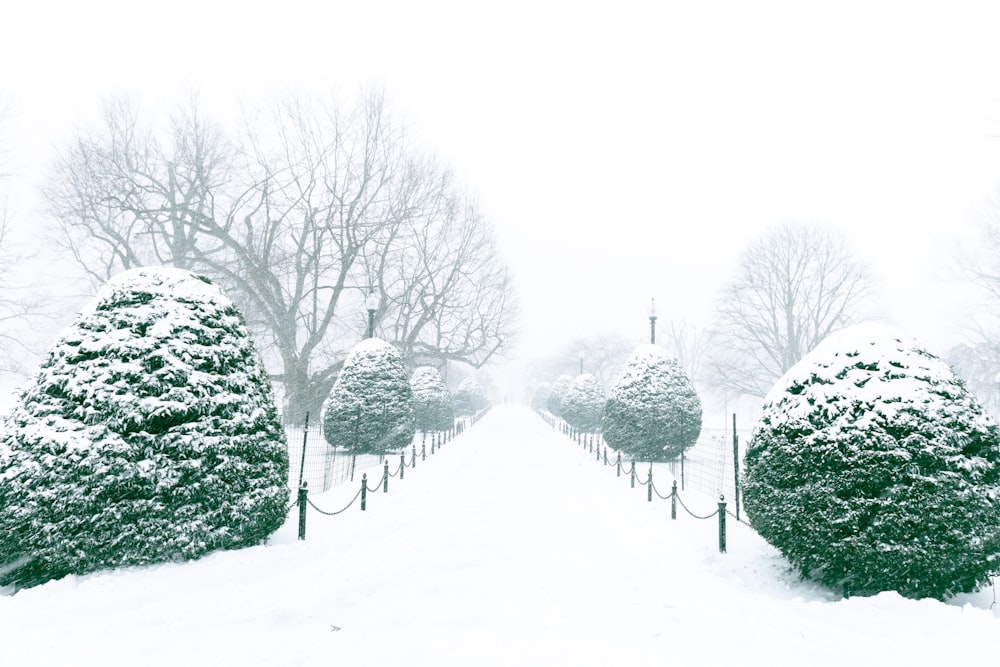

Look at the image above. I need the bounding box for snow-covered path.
[1,405,998,666]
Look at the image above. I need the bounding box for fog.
[3,1,1000,406]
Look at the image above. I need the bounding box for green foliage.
[546,374,573,418]
[561,374,605,431]
[743,324,1000,600]
[453,378,489,416]
[323,338,416,455]
[410,366,454,431]
[0,268,289,589]
[601,345,702,462]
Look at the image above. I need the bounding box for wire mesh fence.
[284,418,473,496]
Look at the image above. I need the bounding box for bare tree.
[42,90,518,422]
[660,319,708,384]
[706,223,874,398]
[0,98,42,372]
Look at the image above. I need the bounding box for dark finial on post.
[718,495,727,553]
[361,473,368,511]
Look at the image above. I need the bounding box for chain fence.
[538,410,751,552]
[289,407,490,539]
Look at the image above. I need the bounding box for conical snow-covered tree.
[743,323,1000,600]
[410,366,454,432]
[0,267,289,589]
[602,345,702,461]
[453,377,489,416]
[547,374,573,419]
[530,382,552,412]
[323,338,415,455]
[562,374,605,432]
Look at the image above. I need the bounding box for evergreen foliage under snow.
[530,382,552,413]
[546,374,573,419]
[322,338,415,455]
[410,366,454,432]
[0,267,289,589]
[743,323,1000,600]
[561,374,605,431]
[601,345,702,462]
[452,377,489,416]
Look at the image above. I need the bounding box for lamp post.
[579,350,585,374]
[649,298,657,344]
[366,290,380,339]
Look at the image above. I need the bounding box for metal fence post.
[400,453,406,480]
[297,413,310,489]
[412,445,417,468]
[718,495,727,553]
[603,448,608,465]
[361,473,368,511]
[671,480,677,519]
[630,461,636,488]
[616,452,622,477]
[647,465,653,502]
[383,461,389,493]
[595,443,600,461]
[422,443,427,461]
[297,482,308,540]
[431,438,436,455]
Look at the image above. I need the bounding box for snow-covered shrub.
[410,366,454,432]
[452,378,489,416]
[602,345,702,461]
[547,374,573,418]
[561,374,605,432]
[0,267,289,589]
[323,338,415,455]
[743,323,1000,600]
[530,382,552,412]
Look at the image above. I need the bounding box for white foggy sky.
[3,0,1000,365]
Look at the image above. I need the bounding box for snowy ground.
[1,405,998,666]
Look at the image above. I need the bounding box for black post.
[616,452,622,477]
[350,454,356,482]
[400,453,406,480]
[412,445,417,468]
[630,461,636,488]
[718,495,727,553]
[297,412,310,489]
[431,438,436,455]
[647,465,653,502]
[603,448,608,465]
[422,443,426,461]
[297,482,308,540]
[383,461,389,493]
[680,449,685,491]
[671,480,677,519]
[733,413,740,522]
[595,443,600,461]
[361,473,368,511]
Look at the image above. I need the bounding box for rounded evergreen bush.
[546,374,573,419]
[743,323,1000,600]
[601,345,702,462]
[561,374,605,432]
[322,338,415,455]
[0,267,289,589]
[453,377,489,417]
[530,382,552,413]
[410,366,454,432]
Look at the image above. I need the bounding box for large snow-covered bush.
[0,267,289,589]
[323,338,415,455]
[452,378,489,416]
[561,374,605,432]
[410,366,454,432]
[602,345,702,461]
[743,323,1000,600]
[546,374,573,419]
[530,382,552,413]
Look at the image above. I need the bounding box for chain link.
[305,487,363,516]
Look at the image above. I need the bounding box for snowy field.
[1,405,998,666]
